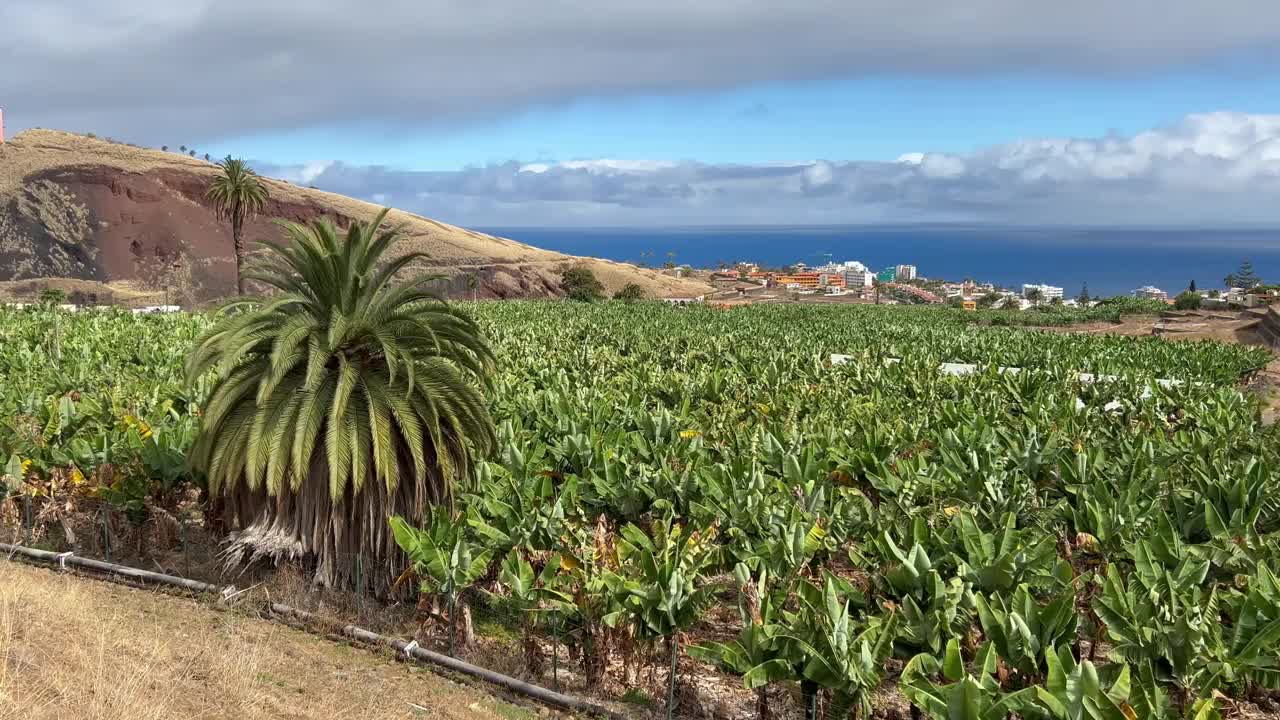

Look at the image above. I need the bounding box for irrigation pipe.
[1,542,620,718]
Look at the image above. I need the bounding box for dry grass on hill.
[0,130,712,299]
[0,561,539,720]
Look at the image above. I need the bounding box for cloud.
[258,112,1280,226]
[3,1,1280,141]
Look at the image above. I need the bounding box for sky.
[3,1,1280,226]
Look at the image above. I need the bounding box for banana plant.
[1028,646,1137,720]
[547,517,631,689]
[874,526,973,655]
[901,639,1038,719]
[494,548,571,674]
[466,460,571,555]
[974,583,1078,687]
[948,511,1058,593]
[1201,563,1280,694]
[782,575,899,719]
[688,564,797,720]
[390,511,493,653]
[602,518,719,717]
[1092,552,1216,709]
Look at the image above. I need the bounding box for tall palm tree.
[206,156,269,296]
[187,209,496,594]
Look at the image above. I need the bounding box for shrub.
[613,283,644,302]
[561,266,605,302]
[1174,291,1203,310]
[38,288,66,305]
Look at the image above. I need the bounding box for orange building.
[774,272,821,288]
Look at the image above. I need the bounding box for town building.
[895,264,918,281]
[773,272,821,289]
[843,269,875,289]
[1132,286,1168,301]
[815,260,869,275]
[1022,283,1064,301]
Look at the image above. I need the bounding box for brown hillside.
[0,130,711,302]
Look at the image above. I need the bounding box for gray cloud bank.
[261,113,1280,226]
[3,1,1280,140]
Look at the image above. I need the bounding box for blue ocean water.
[478,225,1280,298]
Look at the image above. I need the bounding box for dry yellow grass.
[0,561,541,720]
[0,130,712,299]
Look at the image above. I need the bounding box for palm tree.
[187,209,496,594]
[206,156,269,296]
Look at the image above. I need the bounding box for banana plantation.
[3,300,1279,719]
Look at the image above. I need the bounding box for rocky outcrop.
[0,130,711,302]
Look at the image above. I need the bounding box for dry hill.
[0,130,710,303]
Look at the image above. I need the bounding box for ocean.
[477,225,1280,298]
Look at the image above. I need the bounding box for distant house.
[1022,283,1064,301]
[661,296,704,306]
[132,305,182,314]
[1132,285,1168,301]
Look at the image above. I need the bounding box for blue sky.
[6,1,1280,226]
[206,62,1280,171]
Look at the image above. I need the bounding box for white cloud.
[278,160,335,185]
[557,159,681,174]
[802,161,834,186]
[918,154,966,179]
[264,112,1280,226]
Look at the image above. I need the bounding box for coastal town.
[661,257,1280,310]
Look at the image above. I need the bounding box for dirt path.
[0,561,540,720]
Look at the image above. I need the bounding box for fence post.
[449,596,458,657]
[666,635,679,720]
[100,506,111,563]
[551,618,560,692]
[181,518,190,578]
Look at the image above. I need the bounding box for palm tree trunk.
[233,212,246,296]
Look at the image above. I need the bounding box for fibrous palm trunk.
[221,443,447,598]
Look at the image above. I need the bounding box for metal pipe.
[2,543,219,594]
[2,543,620,718]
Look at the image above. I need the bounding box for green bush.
[1174,291,1203,310]
[561,266,605,302]
[613,283,644,302]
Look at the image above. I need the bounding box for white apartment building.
[1132,286,1168,301]
[815,260,869,275]
[1021,283,1064,301]
[843,269,875,289]
[895,264,918,281]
